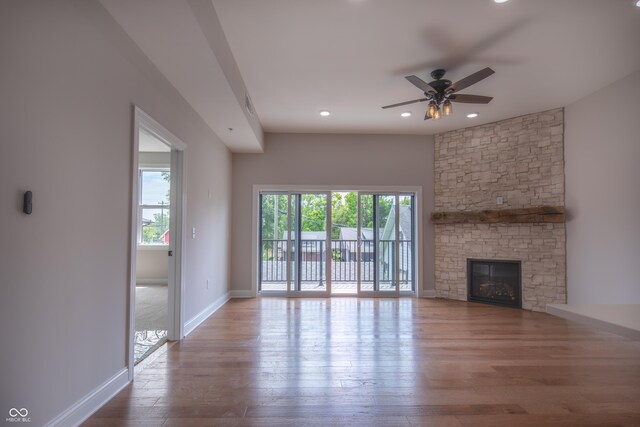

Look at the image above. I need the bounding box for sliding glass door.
[259,191,414,297]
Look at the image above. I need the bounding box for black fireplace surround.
[467,259,521,308]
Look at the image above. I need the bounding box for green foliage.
[261,192,399,240]
[142,208,170,244]
[260,194,288,240]
[300,194,326,232]
[331,192,358,238]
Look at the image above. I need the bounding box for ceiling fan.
[382,67,495,120]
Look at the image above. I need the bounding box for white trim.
[46,369,129,427]
[421,289,437,298]
[251,185,423,298]
[254,185,423,192]
[250,186,259,297]
[546,304,640,340]
[136,244,169,251]
[414,190,423,299]
[184,292,231,336]
[230,290,255,298]
[135,278,168,285]
[168,148,187,342]
[128,109,141,380]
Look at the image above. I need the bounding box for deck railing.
[260,239,413,284]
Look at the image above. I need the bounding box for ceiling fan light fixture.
[443,100,453,116]
[427,101,437,118]
[433,108,441,120]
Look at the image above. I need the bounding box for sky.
[141,171,170,205]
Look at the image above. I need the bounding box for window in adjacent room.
[138,169,171,245]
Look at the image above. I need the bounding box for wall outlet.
[192,227,196,239]
[496,196,504,205]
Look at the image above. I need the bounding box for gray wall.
[565,70,640,304]
[136,249,169,283]
[0,1,231,424]
[231,133,435,293]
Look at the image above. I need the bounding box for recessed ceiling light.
[467,113,479,118]
[319,110,331,117]
[636,0,640,7]
[494,0,509,3]
[401,112,412,117]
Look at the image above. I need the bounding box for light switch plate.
[496,196,504,205]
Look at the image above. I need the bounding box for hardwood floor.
[84,298,640,426]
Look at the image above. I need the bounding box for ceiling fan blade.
[448,67,495,93]
[450,94,493,104]
[405,75,436,93]
[381,98,428,109]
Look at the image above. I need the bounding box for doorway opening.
[129,107,186,375]
[257,189,417,297]
[134,135,170,364]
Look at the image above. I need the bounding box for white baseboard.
[230,289,255,298]
[421,289,437,298]
[546,304,640,340]
[135,278,167,285]
[184,291,231,336]
[46,368,129,427]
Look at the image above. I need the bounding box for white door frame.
[129,106,187,380]
[252,185,422,298]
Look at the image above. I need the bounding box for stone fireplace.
[433,108,566,312]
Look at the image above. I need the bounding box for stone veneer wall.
[434,108,566,311]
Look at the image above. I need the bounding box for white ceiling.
[213,0,640,135]
[101,0,264,152]
[102,0,640,144]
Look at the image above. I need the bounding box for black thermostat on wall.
[23,191,32,215]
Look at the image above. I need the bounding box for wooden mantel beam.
[430,206,565,224]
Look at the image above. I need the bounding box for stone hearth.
[434,108,566,312]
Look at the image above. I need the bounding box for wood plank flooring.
[84,298,640,426]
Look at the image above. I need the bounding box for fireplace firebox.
[467,259,521,308]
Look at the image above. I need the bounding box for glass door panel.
[398,194,415,292]
[331,192,358,295]
[259,193,289,292]
[377,195,398,293]
[289,193,330,294]
[288,194,299,292]
[358,194,374,292]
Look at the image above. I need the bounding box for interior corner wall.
[0,1,231,425]
[231,133,435,294]
[565,70,640,304]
